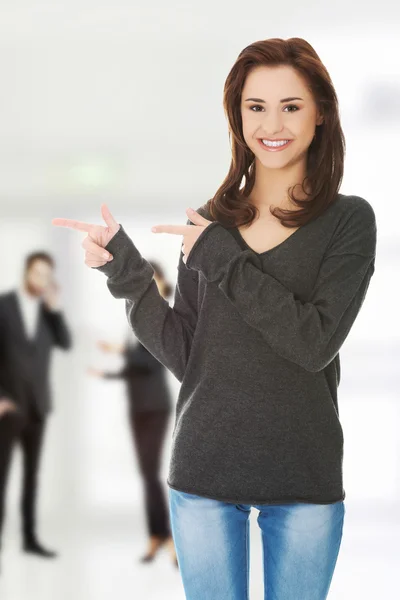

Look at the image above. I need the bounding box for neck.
[249,157,308,215]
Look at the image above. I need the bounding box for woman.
[53,37,377,599]
[88,262,178,567]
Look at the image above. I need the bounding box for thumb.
[101,204,119,233]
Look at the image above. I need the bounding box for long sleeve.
[185,201,377,373]
[95,220,199,383]
[44,309,73,350]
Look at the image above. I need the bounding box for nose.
[261,109,285,137]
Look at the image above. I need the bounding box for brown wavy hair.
[205,37,345,229]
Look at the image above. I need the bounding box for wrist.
[186,222,244,281]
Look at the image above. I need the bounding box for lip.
[257,138,293,152]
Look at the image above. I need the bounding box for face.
[25,259,54,296]
[240,65,323,171]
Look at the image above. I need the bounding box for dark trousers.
[0,406,46,549]
[130,410,171,539]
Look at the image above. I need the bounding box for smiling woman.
[52,36,376,600]
[207,38,345,231]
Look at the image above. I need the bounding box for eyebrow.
[244,97,304,103]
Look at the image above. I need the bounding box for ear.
[316,113,324,126]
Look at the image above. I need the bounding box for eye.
[249,104,300,113]
[249,104,264,112]
[283,104,299,112]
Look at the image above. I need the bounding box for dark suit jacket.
[0,290,72,418]
[103,340,172,413]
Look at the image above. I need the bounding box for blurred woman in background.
[88,261,177,567]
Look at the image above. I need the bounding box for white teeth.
[261,139,289,147]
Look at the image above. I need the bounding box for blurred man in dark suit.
[0,251,72,570]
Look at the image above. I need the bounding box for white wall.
[0,3,399,597]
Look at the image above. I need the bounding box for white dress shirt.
[16,286,41,340]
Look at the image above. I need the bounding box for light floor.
[0,503,398,599]
[0,353,398,599]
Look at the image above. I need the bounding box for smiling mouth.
[257,138,293,151]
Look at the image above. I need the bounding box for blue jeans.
[169,488,345,600]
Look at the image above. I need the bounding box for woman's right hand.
[52,204,119,268]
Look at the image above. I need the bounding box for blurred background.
[0,1,399,598]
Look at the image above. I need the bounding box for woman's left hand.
[151,208,213,264]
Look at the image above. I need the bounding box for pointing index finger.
[151,224,189,234]
[52,218,93,233]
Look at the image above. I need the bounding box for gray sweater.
[96,192,377,505]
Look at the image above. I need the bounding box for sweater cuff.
[94,224,143,277]
[185,221,244,281]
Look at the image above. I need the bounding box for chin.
[257,147,307,171]
[256,154,293,170]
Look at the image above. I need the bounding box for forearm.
[216,253,374,371]
[95,225,198,383]
[186,217,376,372]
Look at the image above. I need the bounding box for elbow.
[301,349,332,373]
[303,360,325,373]
[171,357,189,384]
[171,365,185,384]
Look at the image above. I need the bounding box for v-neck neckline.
[230,194,342,257]
[233,223,303,257]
